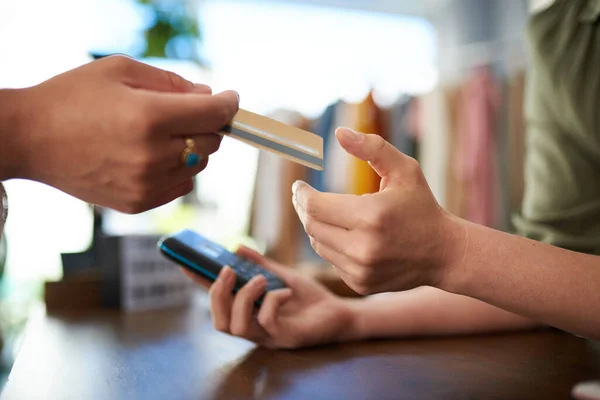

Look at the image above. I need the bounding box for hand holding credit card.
[218,108,324,170]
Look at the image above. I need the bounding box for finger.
[291,180,362,229]
[293,194,355,253]
[112,55,202,93]
[308,238,361,285]
[230,275,268,340]
[190,84,212,95]
[234,246,296,282]
[257,288,293,335]
[208,266,236,333]
[147,90,240,135]
[180,267,211,289]
[336,127,413,182]
[164,134,222,169]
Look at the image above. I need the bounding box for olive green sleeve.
[513,0,600,255]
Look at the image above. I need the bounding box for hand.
[292,128,466,295]
[181,246,355,349]
[6,55,239,213]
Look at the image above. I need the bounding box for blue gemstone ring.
[181,137,201,168]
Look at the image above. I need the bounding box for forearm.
[343,286,541,341]
[442,220,600,340]
[0,88,29,181]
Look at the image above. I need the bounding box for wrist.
[436,213,470,293]
[335,298,367,343]
[0,88,31,180]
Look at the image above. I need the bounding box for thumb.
[235,246,299,285]
[335,127,410,180]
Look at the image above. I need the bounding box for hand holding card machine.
[157,230,286,304]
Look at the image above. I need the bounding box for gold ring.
[181,137,200,167]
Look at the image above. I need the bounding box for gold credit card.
[218,109,324,171]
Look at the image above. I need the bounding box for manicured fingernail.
[292,180,302,196]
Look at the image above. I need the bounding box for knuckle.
[199,135,222,155]
[104,54,132,72]
[406,156,422,176]
[208,285,219,302]
[370,208,390,229]
[181,180,195,196]
[283,337,302,349]
[124,107,152,137]
[354,244,379,267]
[163,70,191,91]
[354,284,373,296]
[121,200,147,215]
[134,151,154,171]
[130,154,155,181]
[229,321,248,338]
[355,268,373,287]
[257,312,274,329]
[164,70,178,89]
[126,185,152,212]
[347,280,370,296]
[371,134,387,151]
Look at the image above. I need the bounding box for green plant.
[136,0,203,64]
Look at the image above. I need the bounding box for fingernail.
[291,180,302,196]
[343,128,363,142]
[234,91,240,102]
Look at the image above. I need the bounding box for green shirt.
[513,0,600,255]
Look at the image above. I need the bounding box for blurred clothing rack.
[438,38,528,78]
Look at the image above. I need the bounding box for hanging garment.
[249,110,311,266]
[418,85,451,208]
[348,91,385,195]
[507,70,526,231]
[389,95,418,159]
[444,84,466,219]
[309,101,337,192]
[323,101,355,194]
[456,66,502,228]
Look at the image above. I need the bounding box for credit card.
[218,109,324,171]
